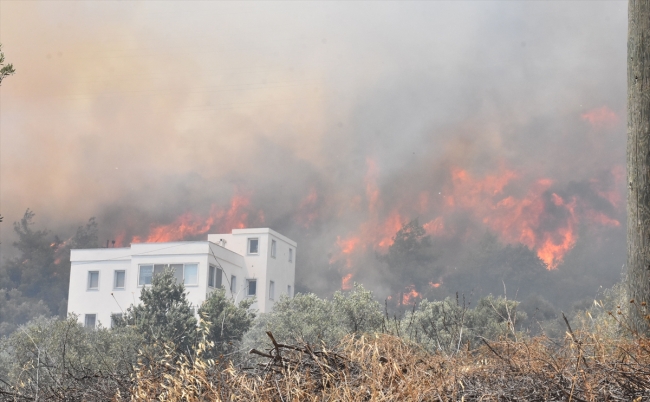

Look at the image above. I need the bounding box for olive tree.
[114,270,197,354]
[198,287,256,354]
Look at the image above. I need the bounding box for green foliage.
[569,278,629,339]
[0,315,141,396]
[246,293,339,346]
[115,269,197,353]
[403,297,469,353]
[470,294,525,341]
[0,44,15,85]
[0,288,50,337]
[402,295,526,353]
[2,210,55,300]
[245,280,528,356]
[198,287,256,354]
[0,210,98,318]
[332,283,383,333]
[245,283,384,348]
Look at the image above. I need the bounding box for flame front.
[342,273,353,290]
[129,194,257,244]
[330,159,622,273]
[402,285,421,305]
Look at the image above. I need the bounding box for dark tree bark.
[627,0,650,334]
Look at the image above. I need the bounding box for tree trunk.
[627,0,650,334]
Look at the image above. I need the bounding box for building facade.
[67,228,296,328]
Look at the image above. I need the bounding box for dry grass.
[126,328,650,401]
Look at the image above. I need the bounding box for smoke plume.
[0,2,628,309]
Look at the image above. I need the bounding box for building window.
[209,265,215,287]
[164,264,184,284]
[208,265,223,288]
[269,280,275,300]
[139,265,153,286]
[85,314,96,329]
[139,264,198,286]
[231,275,237,294]
[289,248,293,263]
[271,240,276,258]
[184,264,198,286]
[287,285,292,298]
[114,270,125,289]
[88,271,99,290]
[247,279,257,296]
[215,267,223,288]
[248,238,259,254]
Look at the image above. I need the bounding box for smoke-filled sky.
[0,1,628,304]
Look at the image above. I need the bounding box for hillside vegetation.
[0,276,648,401]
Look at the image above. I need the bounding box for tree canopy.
[115,269,197,354]
[0,209,98,317]
[380,219,440,304]
[0,43,15,86]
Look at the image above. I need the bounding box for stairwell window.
[209,265,223,288]
[289,248,293,263]
[248,238,259,254]
[88,271,99,290]
[269,280,275,300]
[287,285,292,298]
[271,240,276,258]
[231,275,237,293]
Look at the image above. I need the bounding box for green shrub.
[198,287,256,355]
[0,315,141,398]
[114,269,197,354]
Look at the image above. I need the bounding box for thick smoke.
[0,2,627,309]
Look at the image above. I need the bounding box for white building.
[67,228,296,328]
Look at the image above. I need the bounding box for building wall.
[69,229,296,328]
[208,228,297,312]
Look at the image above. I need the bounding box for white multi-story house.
[67,228,296,328]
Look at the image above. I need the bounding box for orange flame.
[402,285,421,305]
[131,194,254,243]
[423,216,445,236]
[332,162,621,273]
[342,273,353,290]
[451,169,579,269]
[329,160,406,274]
[429,282,441,288]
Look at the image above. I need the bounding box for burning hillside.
[0,1,628,312]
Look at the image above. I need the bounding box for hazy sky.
[0,2,628,295]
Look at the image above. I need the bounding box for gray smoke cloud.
[0,2,627,306]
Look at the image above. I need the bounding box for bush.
[0,288,50,337]
[197,287,256,355]
[244,283,383,348]
[0,315,141,399]
[332,283,384,334]
[114,269,197,354]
